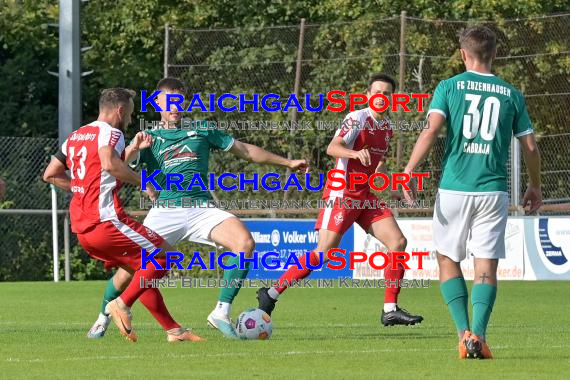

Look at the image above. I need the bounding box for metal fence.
[165,12,570,205]
[1,13,569,280]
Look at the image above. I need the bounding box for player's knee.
[389,235,407,252]
[114,269,133,291]
[234,235,255,257]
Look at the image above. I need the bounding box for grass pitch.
[1,280,569,379]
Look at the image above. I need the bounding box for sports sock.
[471,283,497,339]
[139,287,180,331]
[440,277,470,333]
[100,277,123,315]
[384,251,405,303]
[213,301,231,316]
[274,251,319,294]
[218,256,251,303]
[268,287,280,300]
[383,302,397,313]
[119,259,168,307]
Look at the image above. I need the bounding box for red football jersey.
[322,108,393,200]
[62,121,128,233]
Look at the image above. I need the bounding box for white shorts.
[143,206,235,247]
[433,190,509,262]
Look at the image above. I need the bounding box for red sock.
[139,287,180,331]
[120,259,168,307]
[384,251,406,303]
[275,251,320,294]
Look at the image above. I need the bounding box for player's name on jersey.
[463,142,490,155]
[140,277,431,290]
[138,198,431,210]
[139,118,430,131]
[457,80,512,96]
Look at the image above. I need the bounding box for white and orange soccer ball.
[235,308,272,340]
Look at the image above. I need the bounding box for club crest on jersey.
[163,144,198,167]
[145,227,157,239]
[334,213,344,225]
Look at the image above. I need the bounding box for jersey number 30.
[463,94,500,141]
[68,146,87,180]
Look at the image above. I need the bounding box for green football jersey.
[428,70,533,193]
[135,121,234,205]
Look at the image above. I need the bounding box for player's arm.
[403,113,446,201]
[519,133,542,213]
[376,160,401,200]
[327,136,371,167]
[229,140,309,172]
[42,153,71,191]
[124,132,152,164]
[99,146,157,200]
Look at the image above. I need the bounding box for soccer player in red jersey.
[43,88,203,342]
[257,73,423,326]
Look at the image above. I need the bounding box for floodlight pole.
[58,0,82,146]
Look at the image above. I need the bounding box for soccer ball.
[235,308,272,340]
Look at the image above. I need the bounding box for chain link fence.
[1,13,569,280]
[166,12,570,206]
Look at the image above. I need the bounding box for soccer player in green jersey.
[87,77,309,339]
[403,26,542,359]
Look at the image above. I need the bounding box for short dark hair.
[459,26,497,62]
[99,88,136,111]
[367,73,396,93]
[156,77,187,95]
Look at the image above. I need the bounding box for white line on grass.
[4,345,569,364]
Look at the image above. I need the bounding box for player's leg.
[87,207,185,339]
[87,268,131,339]
[258,228,343,314]
[258,197,355,315]
[85,218,202,342]
[139,285,205,342]
[465,258,498,358]
[105,263,204,342]
[104,239,173,341]
[463,193,507,359]
[433,191,473,358]
[206,216,255,337]
[437,252,471,358]
[366,215,423,326]
[438,252,469,337]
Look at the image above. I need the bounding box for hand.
[402,170,417,203]
[522,185,542,214]
[353,149,371,167]
[289,159,310,173]
[131,132,152,150]
[143,183,158,201]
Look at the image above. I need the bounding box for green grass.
[1,280,570,379]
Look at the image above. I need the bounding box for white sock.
[98,312,109,321]
[215,301,231,316]
[384,303,397,313]
[268,287,280,300]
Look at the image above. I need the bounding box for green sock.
[471,283,497,339]
[100,277,123,315]
[218,256,251,303]
[440,277,470,333]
